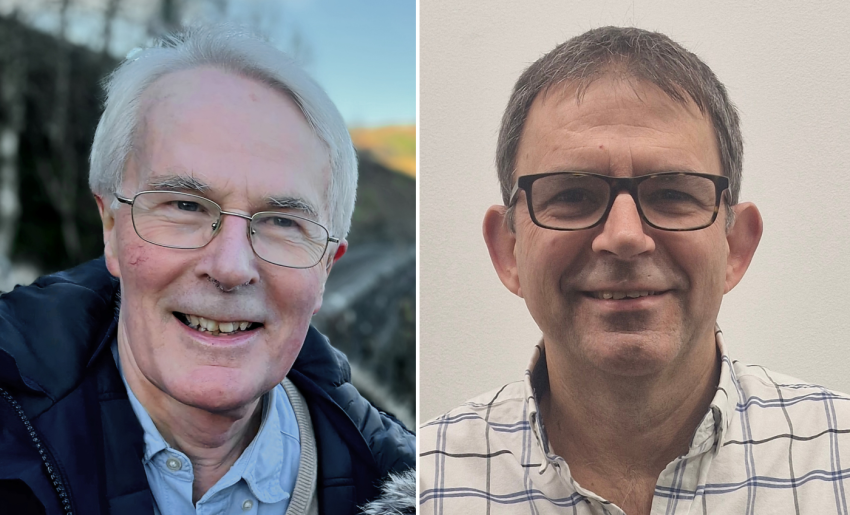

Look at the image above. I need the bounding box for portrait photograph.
[0,0,415,513]
[419,1,850,513]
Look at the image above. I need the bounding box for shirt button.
[242,499,254,511]
[166,457,182,471]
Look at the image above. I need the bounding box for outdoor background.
[421,0,850,420]
[0,0,415,428]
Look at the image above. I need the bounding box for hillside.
[346,151,415,245]
[350,125,416,178]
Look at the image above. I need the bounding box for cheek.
[111,216,154,274]
[515,231,586,308]
[516,231,586,283]
[119,240,161,283]
[266,270,326,322]
[666,232,728,297]
[114,226,185,310]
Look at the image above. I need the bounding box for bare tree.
[0,12,27,263]
[30,0,84,262]
[101,0,122,58]
[148,0,184,37]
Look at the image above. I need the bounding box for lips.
[174,312,262,336]
[587,291,662,300]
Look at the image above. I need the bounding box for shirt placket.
[651,410,720,515]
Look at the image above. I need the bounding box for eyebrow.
[146,174,211,193]
[145,173,320,220]
[264,196,319,219]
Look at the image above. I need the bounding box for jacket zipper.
[0,386,73,515]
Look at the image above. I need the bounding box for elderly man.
[0,26,414,514]
[420,26,850,514]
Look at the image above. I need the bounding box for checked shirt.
[420,329,850,514]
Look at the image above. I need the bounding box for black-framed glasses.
[509,171,729,231]
[114,191,338,269]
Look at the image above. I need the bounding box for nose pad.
[210,215,227,237]
[201,213,260,289]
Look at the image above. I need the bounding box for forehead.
[516,77,721,178]
[130,67,330,214]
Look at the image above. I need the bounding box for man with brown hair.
[420,26,850,514]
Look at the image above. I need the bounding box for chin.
[584,331,682,377]
[167,368,269,415]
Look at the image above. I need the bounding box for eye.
[175,200,202,212]
[647,189,699,204]
[554,188,595,203]
[657,189,690,200]
[271,216,295,227]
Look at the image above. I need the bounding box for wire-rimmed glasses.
[114,191,337,269]
[509,171,729,231]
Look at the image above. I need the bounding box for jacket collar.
[0,257,118,408]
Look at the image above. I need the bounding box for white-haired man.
[0,26,414,515]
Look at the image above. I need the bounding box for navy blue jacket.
[0,258,415,514]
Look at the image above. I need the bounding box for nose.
[198,213,260,290]
[591,192,655,258]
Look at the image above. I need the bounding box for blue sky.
[229,0,416,128]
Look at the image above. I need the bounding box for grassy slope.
[350,125,416,178]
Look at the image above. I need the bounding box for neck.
[538,329,720,513]
[117,326,264,504]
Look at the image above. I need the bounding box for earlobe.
[724,202,763,293]
[483,206,523,298]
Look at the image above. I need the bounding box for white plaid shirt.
[420,329,850,514]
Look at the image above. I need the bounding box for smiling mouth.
[174,312,262,336]
[584,291,664,300]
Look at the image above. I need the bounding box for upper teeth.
[593,291,655,300]
[185,314,252,333]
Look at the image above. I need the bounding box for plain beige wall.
[420,0,850,421]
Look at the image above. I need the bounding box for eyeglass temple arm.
[507,183,521,206]
[114,193,133,205]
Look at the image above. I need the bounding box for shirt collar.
[525,326,741,470]
[113,337,293,503]
[208,387,289,503]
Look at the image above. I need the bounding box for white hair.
[89,24,357,238]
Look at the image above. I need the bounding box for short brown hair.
[497,26,741,227]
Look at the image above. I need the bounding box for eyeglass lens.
[130,191,329,268]
[528,173,720,230]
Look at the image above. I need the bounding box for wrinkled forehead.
[518,76,717,172]
[533,74,709,129]
[126,67,332,221]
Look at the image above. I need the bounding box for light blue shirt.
[113,342,301,514]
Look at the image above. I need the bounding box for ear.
[724,202,763,293]
[483,205,523,298]
[313,238,348,315]
[325,238,348,274]
[95,194,121,279]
